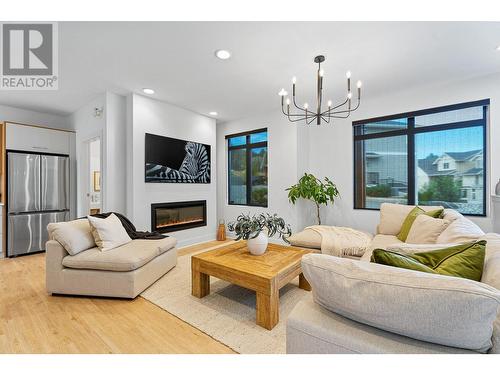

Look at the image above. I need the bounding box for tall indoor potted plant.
[227,213,291,255]
[286,173,340,225]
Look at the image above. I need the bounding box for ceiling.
[1,22,500,122]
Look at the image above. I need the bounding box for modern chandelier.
[279,55,362,125]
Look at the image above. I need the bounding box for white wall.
[306,72,500,233]
[70,94,106,216]
[126,94,217,247]
[216,72,500,235]
[216,111,301,239]
[104,92,127,214]
[0,104,71,130]
[70,92,127,217]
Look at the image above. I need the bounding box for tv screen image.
[145,133,211,183]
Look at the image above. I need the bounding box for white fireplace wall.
[126,94,217,247]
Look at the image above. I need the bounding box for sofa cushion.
[62,237,177,272]
[437,217,485,244]
[47,219,96,256]
[301,253,500,352]
[480,233,500,289]
[405,215,450,244]
[378,203,443,236]
[288,228,322,249]
[371,241,486,281]
[360,234,403,262]
[397,207,444,242]
[88,213,132,251]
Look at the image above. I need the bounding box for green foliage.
[366,184,392,198]
[286,173,339,206]
[418,176,462,203]
[251,187,268,205]
[227,213,292,243]
[286,173,340,224]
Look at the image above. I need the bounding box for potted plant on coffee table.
[227,213,292,255]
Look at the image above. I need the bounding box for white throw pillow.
[47,219,96,255]
[301,253,500,352]
[87,214,132,252]
[437,217,485,244]
[405,215,450,244]
[378,203,444,235]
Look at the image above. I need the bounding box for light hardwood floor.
[0,240,235,354]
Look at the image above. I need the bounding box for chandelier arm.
[288,115,308,122]
[292,93,308,113]
[320,98,349,116]
[282,102,311,117]
[328,113,352,119]
[320,115,330,124]
[306,116,318,125]
[327,99,360,116]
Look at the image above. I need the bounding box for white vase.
[247,232,269,255]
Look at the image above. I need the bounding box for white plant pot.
[247,232,269,255]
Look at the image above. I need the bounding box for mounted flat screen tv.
[145,133,211,183]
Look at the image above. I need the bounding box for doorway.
[84,137,102,215]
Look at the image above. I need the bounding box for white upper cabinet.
[6,122,71,155]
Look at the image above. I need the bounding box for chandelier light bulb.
[346,70,352,79]
[286,98,291,105]
[319,69,324,77]
[304,103,309,109]
[278,88,288,96]
[327,100,332,107]
[292,76,297,84]
[357,80,362,88]
[347,92,353,99]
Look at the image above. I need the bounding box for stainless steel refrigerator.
[7,152,70,257]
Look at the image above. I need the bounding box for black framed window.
[353,99,489,216]
[227,128,268,207]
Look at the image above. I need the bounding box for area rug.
[140,243,310,354]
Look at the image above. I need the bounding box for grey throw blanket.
[88,212,167,240]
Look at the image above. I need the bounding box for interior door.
[8,153,40,213]
[41,155,69,211]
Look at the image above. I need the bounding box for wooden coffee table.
[191,241,312,330]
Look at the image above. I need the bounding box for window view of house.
[354,101,487,215]
[227,129,268,207]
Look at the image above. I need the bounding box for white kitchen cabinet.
[6,122,71,155]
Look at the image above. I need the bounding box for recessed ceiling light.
[215,50,231,60]
[143,88,155,95]
[496,46,500,51]
[209,111,218,116]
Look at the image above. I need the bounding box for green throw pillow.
[370,240,486,281]
[397,206,444,242]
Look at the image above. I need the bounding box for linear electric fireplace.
[151,200,207,233]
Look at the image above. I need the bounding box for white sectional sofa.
[286,203,500,354]
[46,218,178,299]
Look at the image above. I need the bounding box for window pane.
[416,126,484,215]
[228,149,246,205]
[358,135,408,209]
[250,147,268,206]
[228,135,246,147]
[415,106,483,127]
[355,118,407,135]
[250,131,267,144]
